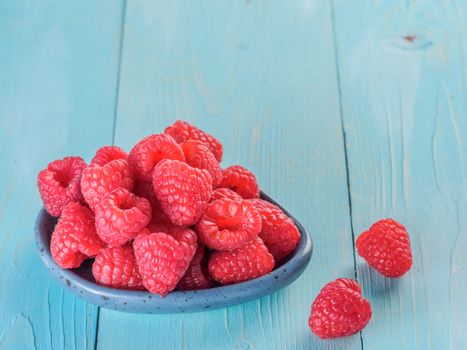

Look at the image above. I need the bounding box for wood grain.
[0,1,123,349]
[332,1,467,349]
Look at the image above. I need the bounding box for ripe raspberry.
[220,165,259,199]
[95,188,152,247]
[196,199,262,250]
[134,180,172,226]
[208,237,274,284]
[50,202,105,268]
[309,278,372,339]
[92,244,145,290]
[165,120,223,162]
[80,159,134,211]
[178,244,213,290]
[128,133,185,182]
[90,146,128,166]
[356,218,412,277]
[133,228,197,296]
[152,159,212,226]
[210,188,242,202]
[181,140,222,187]
[249,199,300,262]
[37,156,87,217]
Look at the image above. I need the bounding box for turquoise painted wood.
[0,0,465,349]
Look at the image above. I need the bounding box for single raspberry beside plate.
[128,133,185,182]
[133,228,197,296]
[196,198,262,250]
[220,165,259,199]
[309,278,372,339]
[90,146,128,166]
[356,218,412,278]
[92,244,145,290]
[208,237,274,284]
[178,244,213,291]
[37,156,87,217]
[210,188,242,202]
[152,159,212,226]
[95,188,152,247]
[165,120,223,162]
[50,202,105,268]
[181,140,222,187]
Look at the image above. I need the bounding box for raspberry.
[80,159,134,211]
[249,198,300,262]
[210,188,242,202]
[309,278,372,339]
[208,237,274,284]
[90,146,128,166]
[220,165,259,199]
[92,244,145,290]
[134,180,172,227]
[133,228,197,296]
[165,120,223,161]
[178,244,213,290]
[196,199,261,250]
[50,203,105,268]
[152,159,212,226]
[181,140,222,187]
[37,156,87,217]
[95,188,152,247]
[356,218,412,277]
[128,133,185,182]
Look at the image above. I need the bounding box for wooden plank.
[332,1,467,349]
[97,0,361,349]
[0,1,124,349]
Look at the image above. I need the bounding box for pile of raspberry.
[37,120,301,296]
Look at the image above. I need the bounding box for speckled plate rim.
[35,191,313,314]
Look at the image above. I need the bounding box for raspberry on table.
[210,188,242,202]
[309,278,372,339]
[92,244,145,290]
[178,244,213,291]
[50,202,105,268]
[133,228,197,296]
[128,133,185,182]
[152,159,212,226]
[181,140,222,187]
[165,120,223,162]
[356,218,412,278]
[95,188,152,247]
[249,198,300,262]
[220,165,259,199]
[80,158,134,211]
[37,156,87,217]
[196,198,262,250]
[208,237,274,285]
[90,146,128,166]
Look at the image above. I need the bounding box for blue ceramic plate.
[35,191,312,313]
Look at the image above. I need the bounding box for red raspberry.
[181,140,222,187]
[249,199,301,262]
[220,165,259,199]
[309,278,372,339]
[210,188,242,202]
[37,156,86,217]
[90,146,128,166]
[95,188,152,247]
[134,180,172,226]
[356,218,412,277]
[50,203,105,268]
[133,228,197,296]
[92,244,145,290]
[128,133,185,182]
[196,199,261,250]
[178,244,213,290]
[208,237,274,284]
[80,159,134,211]
[152,159,212,226]
[165,120,223,162]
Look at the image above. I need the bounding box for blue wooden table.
[1,1,466,349]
